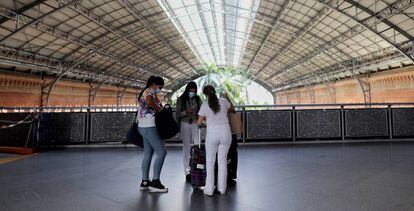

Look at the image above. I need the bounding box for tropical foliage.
[170,64,272,106]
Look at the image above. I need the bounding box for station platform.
[1,141,414,211]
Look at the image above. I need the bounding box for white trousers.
[180,121,199,175]
[204,124,231,194]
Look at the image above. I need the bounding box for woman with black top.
[176,81,202,182]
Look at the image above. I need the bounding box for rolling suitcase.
[215,134,238,182]
[189,128,206,188]
[227,134,238,180]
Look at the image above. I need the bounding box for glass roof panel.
[157,0,260,67]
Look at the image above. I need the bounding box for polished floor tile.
[1,141,414,211]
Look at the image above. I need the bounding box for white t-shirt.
[137,88,161,127]
[198,98,230,127]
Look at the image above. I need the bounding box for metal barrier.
[1,103,414,146]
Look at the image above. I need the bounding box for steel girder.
[0,0,48,25]
[116,86,129,106]
[194,0,219,64]
[41,53,94,107]
[116,0,198,74]
[60,18,143,60]
[221,0,228,66]
[316,0,414,63]
[266,0,414,84]
[0,7,154,77]
[88,65,128,106]
[304,84,316,104]
[255,5,332,77]
[247,0,290,73]
[0,45,142,85]
[0,45,145,105]
[0,0,80,43]
[0,5,161,106]
[276,45,404,88]
[343,0,414,41]
[245,0,290,73]
[158,0,205,67]
[267,0,414,104]
[66,2,186,79]
[209,0,224,66]
[235,0,256,68]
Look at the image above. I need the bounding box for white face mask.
[188,92,196,98]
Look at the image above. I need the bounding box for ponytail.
[203,85,220,113]
[138,76,154,101]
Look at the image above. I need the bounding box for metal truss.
[0,0,80,43]
[245,0,290,73]
[255,4,332,76]
[66,2,188,79]
[0,7,154,77]
[116,86,129,106]
[266,0,413,83]
[116,0,198,74]
[0,45,144,105]
[304,84,316,104]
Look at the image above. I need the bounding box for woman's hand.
[197,116,205,126]
[146,95,162,112]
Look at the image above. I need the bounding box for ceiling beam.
[245,0,290,73]
[194,0,219,64]
[343,0,414,41]
[0,0,80,43]
[266,0,414,83]
[0,6,157,80]
[66,2,187,79]
[0,0,47,25]
[316,0,414,63]
[116,0,199,74]
[255,5,331,77]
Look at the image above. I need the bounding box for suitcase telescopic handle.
[198,127,201,148]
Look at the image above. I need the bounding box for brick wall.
[2,65,414,107]
[0,72,139,107]
[275,66,414,104]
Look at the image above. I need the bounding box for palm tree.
[172,64,255,105]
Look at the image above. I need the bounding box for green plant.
[170,64,272,106]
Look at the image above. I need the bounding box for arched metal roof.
[0,0,413,93]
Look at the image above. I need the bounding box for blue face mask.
[155,88,161,94]
[188,92,196,98]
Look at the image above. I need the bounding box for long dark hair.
[179,81,200,110]
[203,85,220,113]
[138,76,164,101]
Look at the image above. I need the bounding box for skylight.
[157,0,260,68]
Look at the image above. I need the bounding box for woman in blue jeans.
[137,76,168,193]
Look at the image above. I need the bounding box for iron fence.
[1,103,414,146]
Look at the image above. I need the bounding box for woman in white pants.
[176,82,201,182]
[197,85,233,196]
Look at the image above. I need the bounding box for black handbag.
[155,104,179,140]
[126,111,144,148]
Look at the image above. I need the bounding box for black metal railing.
[1,103,414,147]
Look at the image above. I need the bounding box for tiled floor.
[1,141,414,211]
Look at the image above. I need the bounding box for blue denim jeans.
[138,126,167,180]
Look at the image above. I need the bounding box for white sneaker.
[203,190,213,197]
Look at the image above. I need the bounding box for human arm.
[197,115,206,126]
[197,102,206,126]
[146,95,162,112]
[221,93,235,113]
[176,98,182,120]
